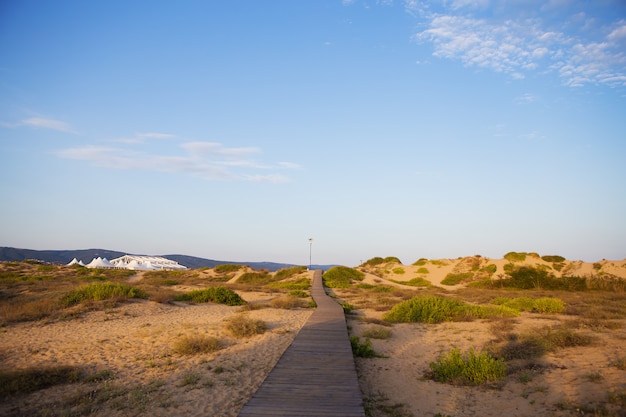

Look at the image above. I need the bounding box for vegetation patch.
[413,258,428,266]
[491,296,565,314]
[269,295,309,309]
[225,315,267,338]
[214,264,244,274]
[0,366,81,397]
[383,295,518,323]
[541,255,566,263]
[236,271,274,285]
[350,336,383,358]
[323,266,365,288]
[362,326,392,339]
[173,287,245,306]
[441,272,474,286]
[504,252,528,262]
[173,335,221,355]
[428,348,506,385]
[274,266,307,280]
[60,282,148,307]
[390,277,431,287]
[268,277,310,291]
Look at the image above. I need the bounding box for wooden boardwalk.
[237,270,365,417]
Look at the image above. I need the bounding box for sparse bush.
[362,326,392,339]
[396,277,431,287]
[392,267,405,274]
[383,295,518,324]
[225,315,267,338]
[237,271,273,285]
[214,264,244,274]
[268,277,310,291]
[173,335,221,355]
[611,357,626,371]
[274,266,307,280]
[441,272,473,286]
[491,296,565,314]
[429,348,506,385]
[0,366,81,397]
[60,282,147,307]
[413,258,428,266]
[173,287,245,306]
[416,267,429,274]
[541,255,566,263]
[504,252,527,262]
[323,266,364,288]
[269,296,309,309]
[288,289,308,298]
[350,336,381,358]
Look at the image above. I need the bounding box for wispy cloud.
[412,2,626,88]
[56,140,298,183]
[1,117,77,133]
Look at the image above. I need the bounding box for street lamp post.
[308,238,313,270]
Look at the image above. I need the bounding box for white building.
[68,255,187,271]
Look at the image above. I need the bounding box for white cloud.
[412,3,626,88]
[56,140,299,183]
[1,117,77,133]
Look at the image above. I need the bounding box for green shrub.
[533,297,565,313]
[429,348,506,385]
[274,266,307,280]
[60,283,147,307]
[362,326,392,339]
[390,277,431,287]
[413,258,428,266]
[173,335,221,355]
[288,290,308,298]
[225,315,267,338]
[541,255,566,263]
[384,256,401,263]
[416,267,430,274]
[392,267,405,274]
[350,336,380,358]
[383,296,518,323]
[441,272,473,285]
[323,266,364,288]
[173,287,245,306]
[214,264,244,274]
[268,277,310,291]
[491,296,565,314]
[364,257,384,266]
[383,296,465,323]
[236,272,273,285]
[480,264,497,275]
[504,252,527,262]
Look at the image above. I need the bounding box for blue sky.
[1,0,625,266]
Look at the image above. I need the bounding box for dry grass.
[225,314,267,338]
[172,335,221,355]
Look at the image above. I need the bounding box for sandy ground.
[2,259,625,417]
[0,293,312,417]
[350,311,626,417]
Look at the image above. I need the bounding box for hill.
[0,247,332,272]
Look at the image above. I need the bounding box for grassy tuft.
[323,266,365,288]
[350,336,383,358]
[269,295,309,309]
[172,335,221,355]
[60,282,147,307]
[362,326,392,339]
[441,272,473,286]
[0,366,82,397]
[225,315,267,338]
[173,287,245,306]
[383,295,518,323]
[429,348,506,385]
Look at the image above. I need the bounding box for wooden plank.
[236,270,365,417]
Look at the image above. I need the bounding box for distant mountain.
[0,247,335,272]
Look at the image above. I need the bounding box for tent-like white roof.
[85,257,114,268]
